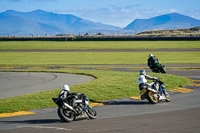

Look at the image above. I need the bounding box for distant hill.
[0,9,121,36]
[135,26,200,37]
[124,13,200,33]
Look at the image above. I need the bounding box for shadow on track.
[1,119,61,125]
[90,99,150,106]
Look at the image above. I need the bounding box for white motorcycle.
[139,78,171,104]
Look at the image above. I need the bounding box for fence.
[1,36,200,41]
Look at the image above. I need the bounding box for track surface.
[2,104,199,133]
[0,72,94,99]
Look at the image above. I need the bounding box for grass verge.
[0,41,200,50]
[0,52,200,65]
[0,69,192,113]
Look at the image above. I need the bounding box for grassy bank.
[0,69,192,113]
[0,41,200,50]
[0,52,200,66]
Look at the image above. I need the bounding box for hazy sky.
[0,0,200,27]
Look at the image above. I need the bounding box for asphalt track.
[0,72,95,99]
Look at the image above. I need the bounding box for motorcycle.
[139,78,171,104]
[150,61,166,73]
[52,93,97,122]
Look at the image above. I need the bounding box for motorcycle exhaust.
[147,88,158,93]
[63,102,77,113]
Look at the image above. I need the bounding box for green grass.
[0,41,200,49]
[0,69,192,113]
[0,52,200,66]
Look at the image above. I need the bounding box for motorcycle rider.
[59,84,89,111]
[137,70,167,99]
[59,84,71,99]
[147,54,159,71]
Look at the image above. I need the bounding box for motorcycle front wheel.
[57,107,75,122]
[165,94,171,102]
[159,66,166,73]
[146,91,158,104]
[86,105,97,119]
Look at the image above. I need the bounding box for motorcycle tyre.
[146,91,158,104]
[57,107,75,122]
[151,67,160,73]
[159,66,166,73]
[86,105,97,119]
[165,94,171,102]
[150,67,156,73]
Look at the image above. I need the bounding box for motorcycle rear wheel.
[86,105,97,119]
[57,107,75,122]
[146,91,158,104]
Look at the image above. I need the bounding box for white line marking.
[17,125,72,131]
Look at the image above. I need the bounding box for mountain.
[0,9,121,36]
[124,13,200,32]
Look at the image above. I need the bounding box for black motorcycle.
[52,93,97,122]
[150,61,166,73]
[139,78,171,104]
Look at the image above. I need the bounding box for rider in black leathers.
[59,84,88,112]
[147,54,159,71]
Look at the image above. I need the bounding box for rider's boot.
[140,92,144,100]
[165,92,170,99]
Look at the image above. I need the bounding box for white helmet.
[149,54,153,57]
[62,84,70,91]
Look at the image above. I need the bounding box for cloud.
[53,5,193,28]
[52,5,157,27]
[183,9,200,19]
[170,9,177,13]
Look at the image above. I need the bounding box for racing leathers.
[59,90,88,111]
[137,74,156,87]
[137,74,167,98]
[147,56,159,70]
[137,74,157,99]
